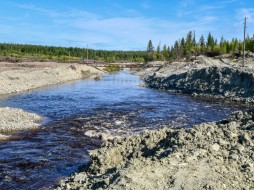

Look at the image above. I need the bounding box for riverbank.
[0,61,104,139]
[140,56,254,103]
[57,108,254,189]
[0,61,104,95]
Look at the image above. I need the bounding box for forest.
[144,31,254,62]
[0,43,146,63]
[0,31,254,63]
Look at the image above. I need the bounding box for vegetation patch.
[104,64,121,72]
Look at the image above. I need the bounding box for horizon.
[0,0,254,51]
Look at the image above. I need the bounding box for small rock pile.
[56,108,254,190]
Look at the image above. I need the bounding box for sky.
[0,0,254,50]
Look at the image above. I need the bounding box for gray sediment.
[0,107,42,140]
[0,63,104,95]
[144,66,254,104]
[56,109,254,189]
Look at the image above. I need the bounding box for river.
[0,71,246,189]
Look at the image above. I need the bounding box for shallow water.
[0,70,246,189]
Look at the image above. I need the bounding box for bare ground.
[0,61,104,95]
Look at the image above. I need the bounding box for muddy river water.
[0,71,246,189]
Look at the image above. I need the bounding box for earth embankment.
[0,62,104,95]
[142,57,254,103]
[57,109,254,189]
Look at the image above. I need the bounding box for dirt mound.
[56,108,254,190]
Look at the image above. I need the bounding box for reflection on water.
[0,71,247,189]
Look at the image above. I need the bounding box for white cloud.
[4,2,252,50]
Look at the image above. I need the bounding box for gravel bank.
[0,63,104,95]
[56,108,254,189]
[141,57,254,103]
[0,107,42,140]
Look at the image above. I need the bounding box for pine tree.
[199,35,205,55]
[147,40,154,52]
[162,44,168,60]
[144,40,155,62]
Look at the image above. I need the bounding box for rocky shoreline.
[133,56,254,104]
[56,109,254,189]
[144,66,254,104]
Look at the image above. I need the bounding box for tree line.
[0,43,146,63]
[145,31,254,62]
[1,31,254,63]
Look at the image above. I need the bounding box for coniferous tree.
[144,40,155,62]
[147,40,154,52]
[199,35,205,55]
[162,44,168,60]
[173,41,179,60]
[156,43,163,60]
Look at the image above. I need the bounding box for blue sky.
[0,0,253,50]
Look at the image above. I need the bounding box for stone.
[99,132,115,141]
[235,144,245,152]
[219,139,229,146]
[229,153,239,161]
[115,120,123,125]
[84,130,98,138]
[211,143,220,151]
[73,174,86,182]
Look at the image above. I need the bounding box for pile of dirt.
[56,108,254,189]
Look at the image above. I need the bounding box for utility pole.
[86,44,88,64]
[243,17,246,67]
[69,50,70,64]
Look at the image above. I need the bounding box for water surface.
[0,71,246,189]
